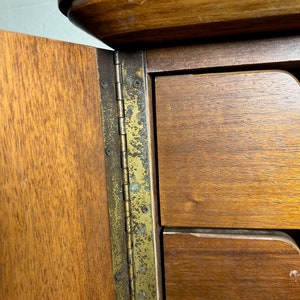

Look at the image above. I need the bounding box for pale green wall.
[0,0,112,50]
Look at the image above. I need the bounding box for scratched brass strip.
[97,49,130,300]
[120,51,161,300]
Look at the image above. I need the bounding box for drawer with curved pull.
[155,70,300,228]
[164,229,300,299]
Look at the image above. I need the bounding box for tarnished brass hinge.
[113,50,161,300]
[114,51,135,300]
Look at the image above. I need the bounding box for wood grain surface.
[147,36,300,73]
[60,0,300,47]
[155,71,300,228]
[0,30,114,299]
[164,230,300,299]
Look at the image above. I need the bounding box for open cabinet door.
[0,30,115,299]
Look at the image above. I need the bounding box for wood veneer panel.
[147,36,300,73]
[59,0,300,47]
[0,31,114,299]
[156,71,300,228]
[164,230,300,299]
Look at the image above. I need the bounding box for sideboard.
[1,1,300,299]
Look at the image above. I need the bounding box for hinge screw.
[133,79,142,89]
[105,148,113,156]
[101,80,109,89]
[141,205,148,214]
[114,272,122,282]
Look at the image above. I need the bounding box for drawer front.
[155,71,300,228]
[164,230,300,299]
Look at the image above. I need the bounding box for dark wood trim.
[59,0,300,48]
[146,35,300,74]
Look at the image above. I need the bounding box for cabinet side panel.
[0,31,114,299]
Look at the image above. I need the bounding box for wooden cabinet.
[149,37,300,299]
[1,1,300,299]
[147,36,300,298]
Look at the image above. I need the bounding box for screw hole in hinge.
[141,205,149,214]
[133,79,142,88]
[105,148,113,156]
[114,272,122,282]
[101,80,109,89]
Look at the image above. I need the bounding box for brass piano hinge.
[116,50,162,300]
[114,51,135,300]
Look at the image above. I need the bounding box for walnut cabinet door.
[0,30,115,299]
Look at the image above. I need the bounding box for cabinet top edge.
[58,0,300,48]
